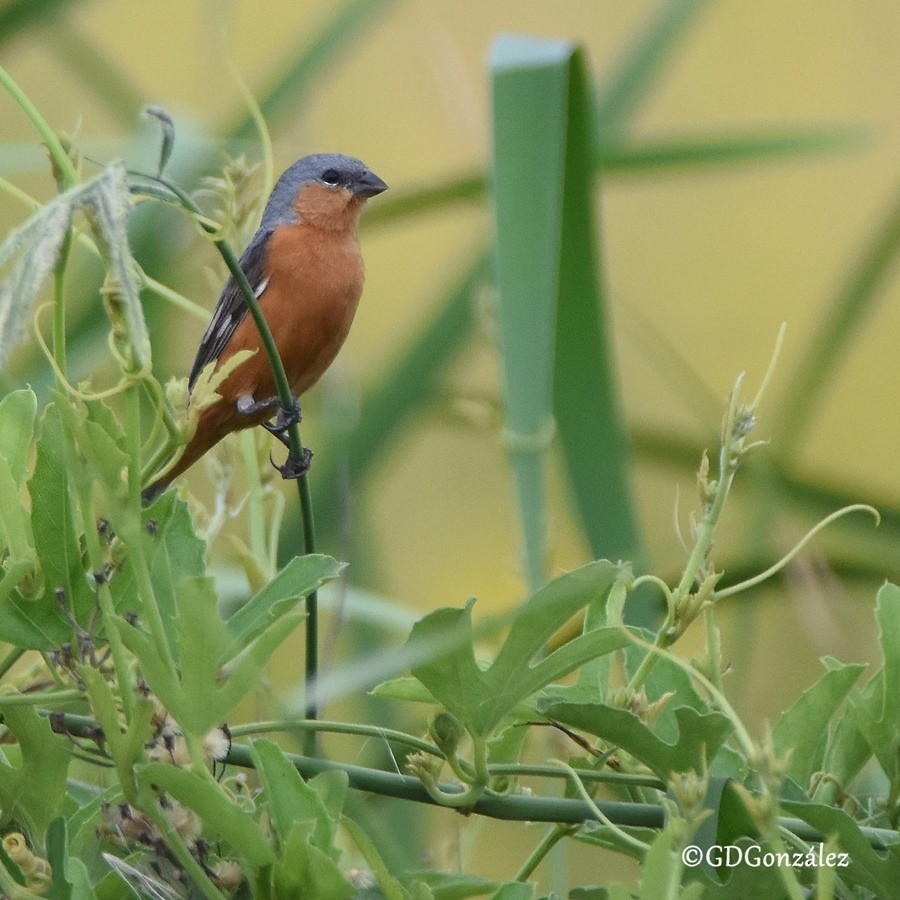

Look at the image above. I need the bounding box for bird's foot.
[270,447,313,480]
[260,397,302,447]
[235,394,280,418]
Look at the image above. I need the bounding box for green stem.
[0,65,78,189]
[136,785,226,900]
[0,647,26,680]
[515,823,576,881]
[52,229,72,376]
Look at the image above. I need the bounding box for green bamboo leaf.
[554,48,642,572]
[490,35,577,592]
[598,128,863,173]
[490,36,643,594]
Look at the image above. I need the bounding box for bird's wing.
[188,230,273,390]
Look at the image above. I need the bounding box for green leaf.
[118,491,206,636]
[0,704,70,835]
[251,739,346,854]
[490,37,642,595]
[539,700,732,781]
[120,575,303,734]
[771,658,865,787]
[849,583,900,781]
[46,816,72,900]
[576,823,660,862]
[342,816,410,900]
[404,869,501,899]
[0,200,71,369]
[85,162,149,370]
[139,762,275,868]
[773,188,900,457]
[594,0,711,131]
[0,389,37,485]
[81,666,155,790]
[490,35,573,592]
[408,561,630,736]
[813,669,880,806]
[636,817,703,900]
[0,402,93,649]
[225,554,343,656]
[272,822,354,900]
[781,800,900,897]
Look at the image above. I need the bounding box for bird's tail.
[141,416,227,504]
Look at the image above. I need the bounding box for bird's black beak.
[352,170,388,199]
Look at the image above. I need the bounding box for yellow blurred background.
[2,0,900,885]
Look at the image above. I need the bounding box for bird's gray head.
[260,153,388,230]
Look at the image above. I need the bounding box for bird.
[143,153,388,502]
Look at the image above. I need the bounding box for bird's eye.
[320,168,341,186]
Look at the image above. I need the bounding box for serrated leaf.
[0,704,70,835]
[85,161,149,369]
[251,739,346,854]
[120,574,304,734]
[0,389,37,485]
[342,816,410,900]
[407,561,629,736]
[139,761,275,868]
[225,554,344,657]
[272,821,353,900]
[849,583,900,781]
[780,800,900,897]
[0,402,94,650]
[0,201,71,369]
[540,700,732,781]
[403,869,501,899]
[771,659,865,787]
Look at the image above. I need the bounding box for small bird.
[144,153,387,501]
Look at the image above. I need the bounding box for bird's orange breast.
[215,222,365,409]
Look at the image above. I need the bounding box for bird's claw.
[261,397,301,437]
[270,447,313,480]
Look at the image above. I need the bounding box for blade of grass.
[228,0,398,141]
[0,0,80,47]
[772,187,900,459]
[44,24,145,127]
[595,0,711,131]
[554,48,643,576]
[490,35,574,594]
